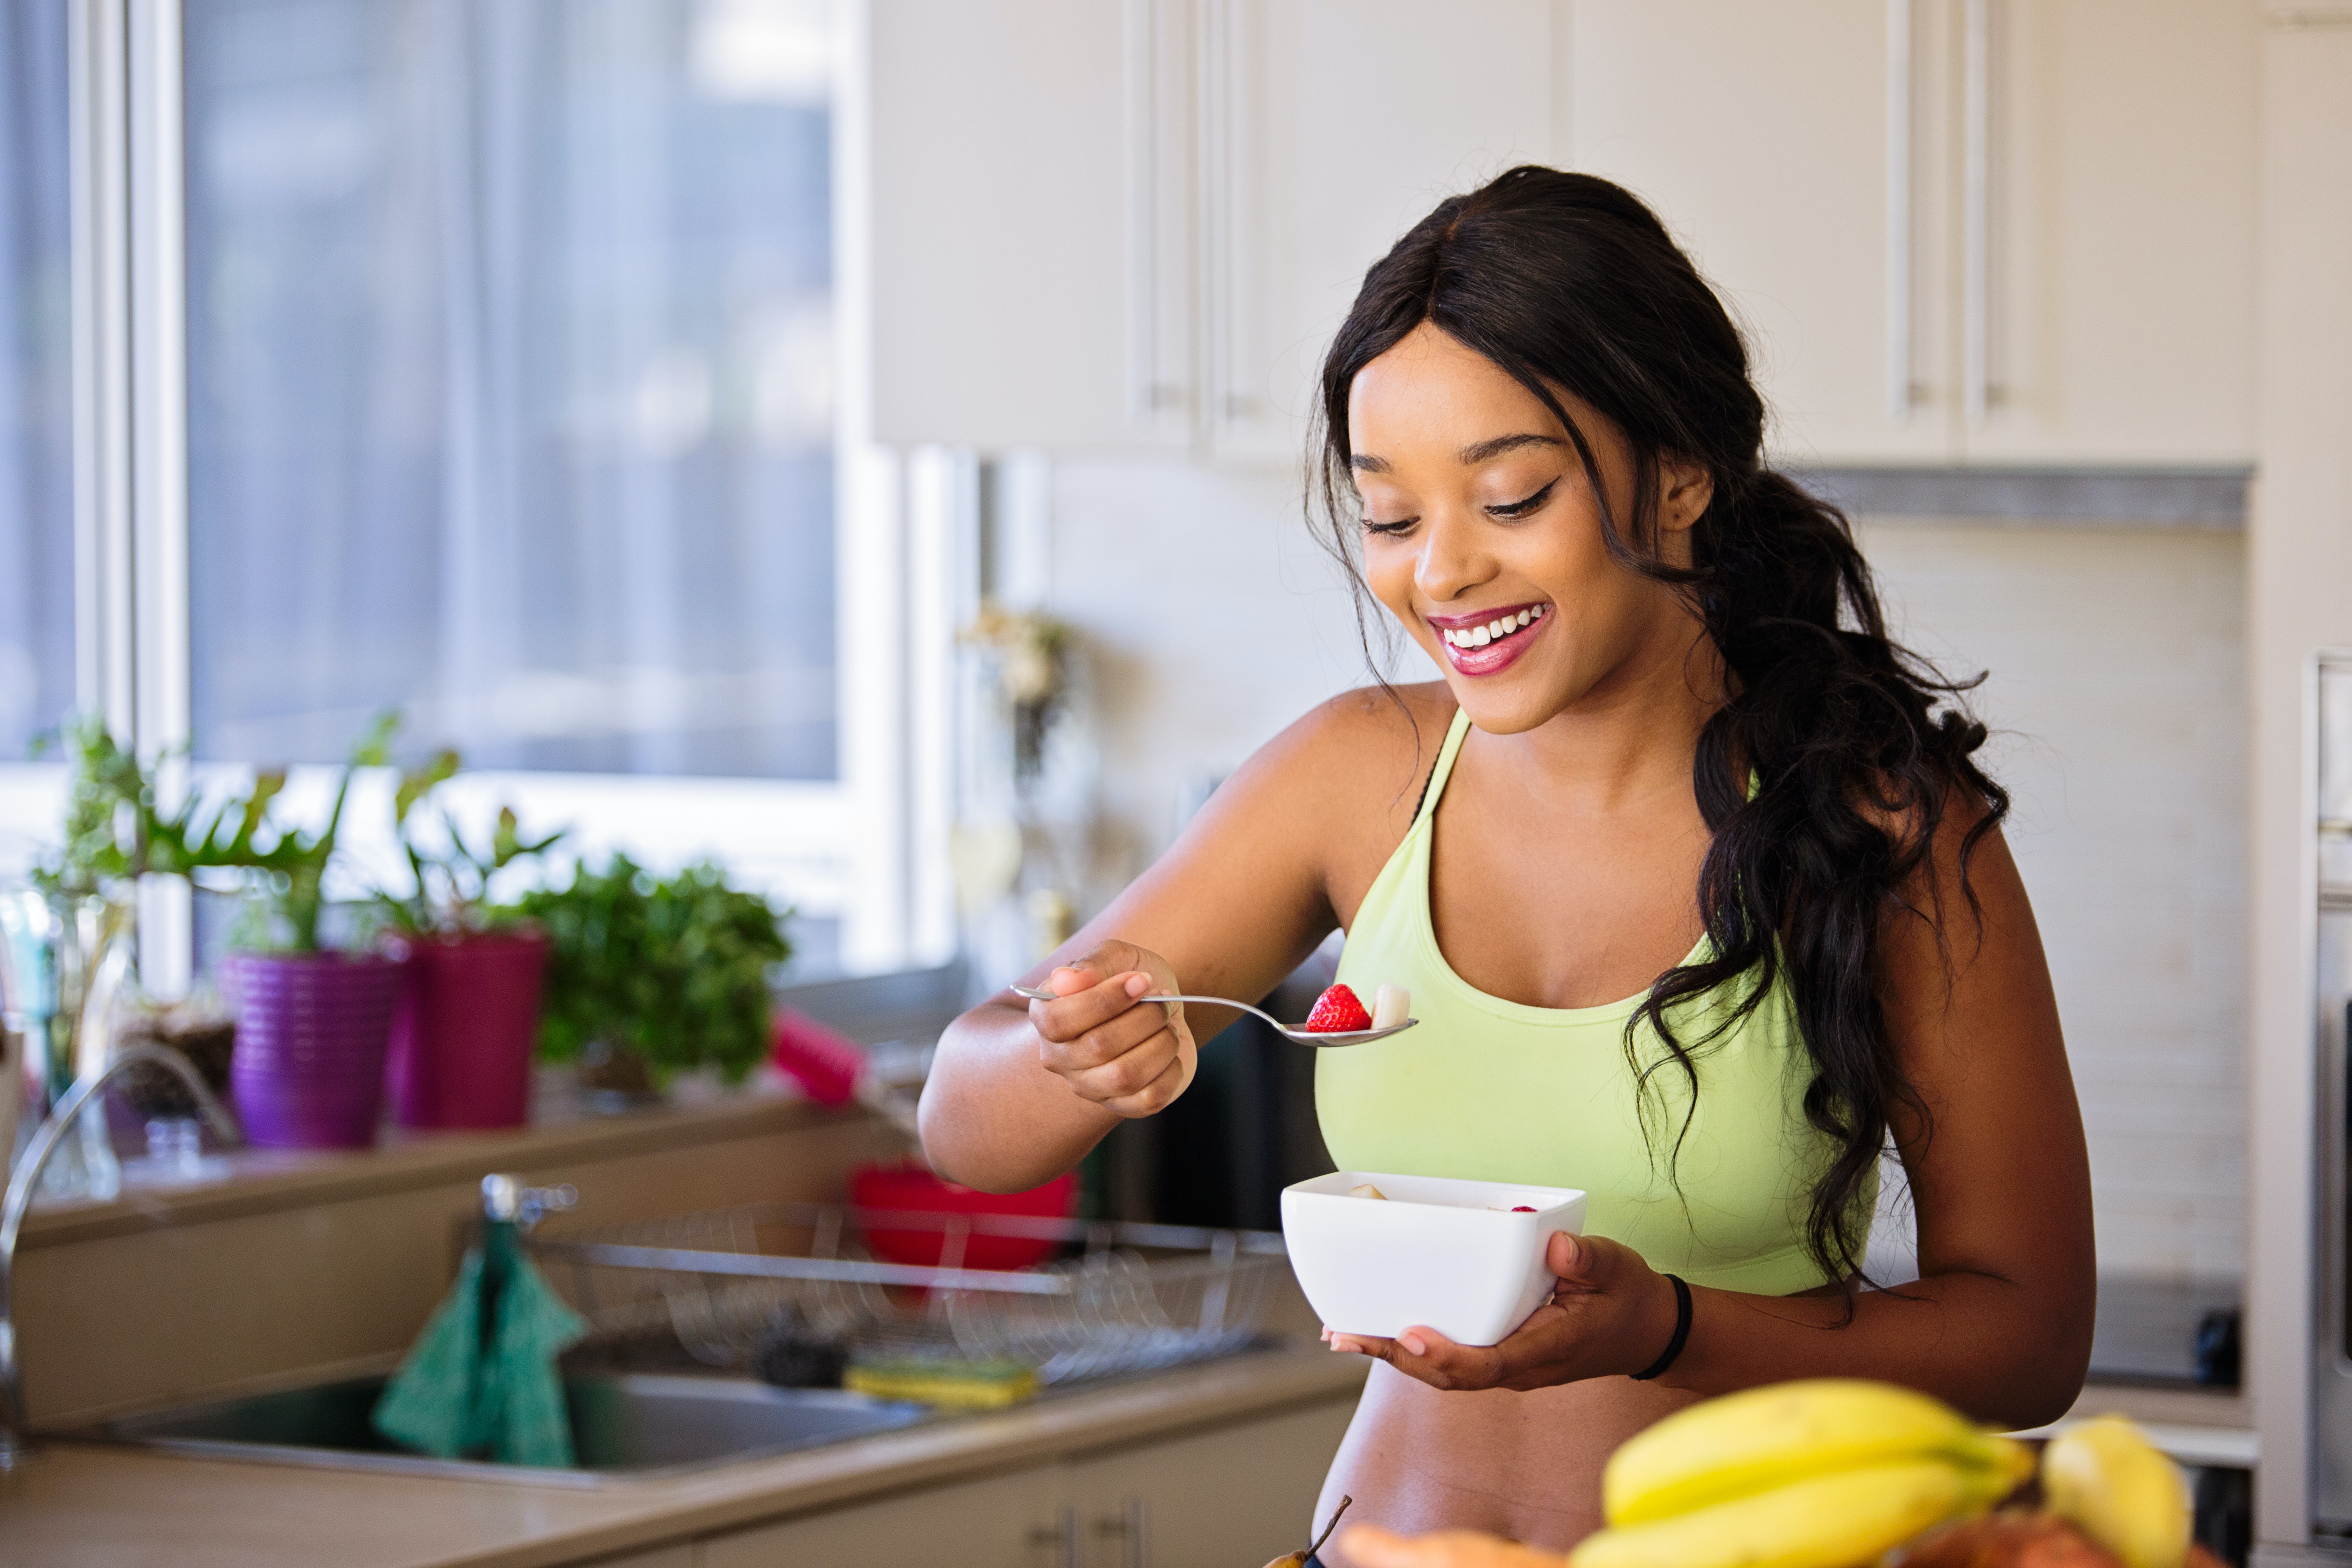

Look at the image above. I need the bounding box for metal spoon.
[1009,983,1418,1048]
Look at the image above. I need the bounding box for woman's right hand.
[1026,939,1197,1118]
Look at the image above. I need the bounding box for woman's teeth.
[1441,605,1545,648]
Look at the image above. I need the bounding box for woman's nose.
[1414,509,1493,606]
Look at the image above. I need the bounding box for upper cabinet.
[869,0,1555,458]
[1565,0,2258,467]
[872,0,2258,468]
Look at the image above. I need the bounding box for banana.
[1573,1456,2005,1568]
[2041,1416,2192,1568]
[1603,1378,2024,1526]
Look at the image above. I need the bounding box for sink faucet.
[0,1044,242,1469]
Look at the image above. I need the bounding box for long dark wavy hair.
[1313,166,2008,1293]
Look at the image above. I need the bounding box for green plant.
[514,854,791,1085]
[375,755,565,937]
[224,712,406,953]
[37,713,297,896]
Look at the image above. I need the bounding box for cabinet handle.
[1199,0,1252,442]
[1094,1497,1151,1568]
[1029,1506,1081,1568]
[1961,0,1994,424]
[1883,0,1913,419]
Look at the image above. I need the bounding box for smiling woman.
[918,167,2094,1564]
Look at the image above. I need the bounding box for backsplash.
[1861,521,2247,1283]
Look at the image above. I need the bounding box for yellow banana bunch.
[2041,1416,2193,1568]
[1573,1381,2033,1568]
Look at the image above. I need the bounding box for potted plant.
[30,716,274,1137]
[513,854,789,1109]
[375,767,564,1131]
[215,715,414,1149]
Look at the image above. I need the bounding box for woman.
[918,167,2094,1558]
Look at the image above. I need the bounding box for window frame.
[0,0,940,990]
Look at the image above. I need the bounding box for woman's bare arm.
[917,688,1445,1193]
[1337,812,2096,1431]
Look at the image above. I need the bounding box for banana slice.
[1349,1183,1388,1200]
[1372,984,1410,1030]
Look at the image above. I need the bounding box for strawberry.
[1303,984,1374,1033]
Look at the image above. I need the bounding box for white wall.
[1040,461,2250,1284]
[1861,522,2247,1283]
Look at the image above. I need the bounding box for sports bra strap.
[1412,708,1475,827]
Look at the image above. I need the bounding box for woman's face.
[1347,322,1713,736]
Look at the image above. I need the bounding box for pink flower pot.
[223,951,408,1149]
[383,930,548,1130]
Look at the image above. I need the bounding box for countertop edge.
[432,1347,1371,1568]
[19,1088,854,1249]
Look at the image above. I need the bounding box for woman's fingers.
[1030,966,1155,1048]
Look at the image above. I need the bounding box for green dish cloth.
[372,1220,587,1467]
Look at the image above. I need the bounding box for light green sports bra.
[1317,708,1870,1296]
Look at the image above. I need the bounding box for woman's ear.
[1657,455,1714,534]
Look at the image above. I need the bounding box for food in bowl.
[1281,1170,1587,1345]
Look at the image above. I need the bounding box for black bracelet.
[1630,1273,1693,1381]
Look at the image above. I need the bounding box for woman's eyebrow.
[1457,433,1564,465]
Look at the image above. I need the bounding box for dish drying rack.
[528,1203,1290,1386]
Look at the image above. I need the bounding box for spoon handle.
[1009,982,1280,1029]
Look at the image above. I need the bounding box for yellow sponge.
[844,1359,1040,1409]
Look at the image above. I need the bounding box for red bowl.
[849,1162,1080,1272]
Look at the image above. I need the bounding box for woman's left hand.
[1324,1232,1681,1391]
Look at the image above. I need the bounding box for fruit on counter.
[1904,1511,2226,1568]
[2039,1417,2193,1568]
[1571,1379,2033,1568]
[1574,1455,2019,1568]
[1306,984,1375,1033]
[1601,1378,2031,1526]
[1350,1182,1390,1200]
[1374,983,1412,1029]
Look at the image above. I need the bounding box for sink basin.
[76,1373,934,1486]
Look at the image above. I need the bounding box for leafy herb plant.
[514,855,790,1085]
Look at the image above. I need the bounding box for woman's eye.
[1360,515,1418,537]
[1486,478,1559,519]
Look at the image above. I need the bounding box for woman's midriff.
[1311,1364,1701,1566]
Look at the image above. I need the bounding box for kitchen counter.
[0,1341,1370,1568]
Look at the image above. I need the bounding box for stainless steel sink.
[74,1373,934,1487]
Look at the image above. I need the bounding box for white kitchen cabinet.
[700,1464,1068,1567]
[1962,0,2258,464]
[867,0,1553,458]
[1065,1398,1359,1567]
[869,0,1194,451]
[1563,0,2257,467]
[696,1394,1358,1567]
[1565,0,1961,464]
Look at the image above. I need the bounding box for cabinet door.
[1067,1397,1360,1568]
[701,1465,1066,1568]
[1960,0,2258,464]
[1206,0,1556,464]
[869,0,1194,451]
[1566,0,1962,465]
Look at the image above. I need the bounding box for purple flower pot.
[223,951,408,1148]
[383,930,547,1130]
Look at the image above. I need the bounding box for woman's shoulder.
[1228,681,1457,855]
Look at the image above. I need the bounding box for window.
[0,1,75,801]
[0,0,929,983]
[184,0,837,778]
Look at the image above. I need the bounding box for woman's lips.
[1432,603,1549,677]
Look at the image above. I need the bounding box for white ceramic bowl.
[1281,1170,1588,1347]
